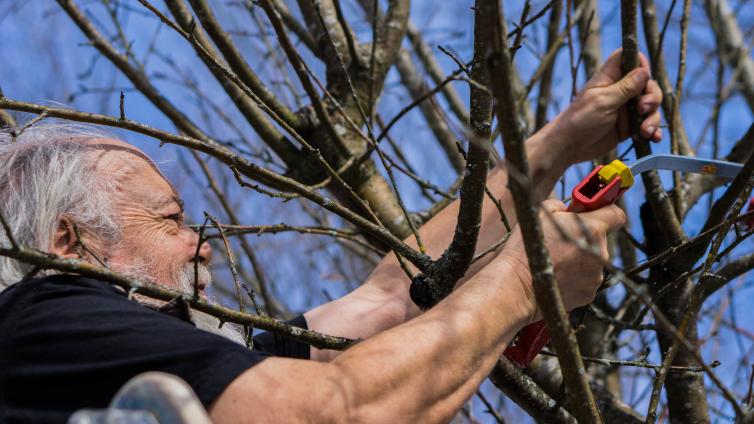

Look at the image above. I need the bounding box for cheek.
[121,221,190,259]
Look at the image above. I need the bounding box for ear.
[51,216,80,259]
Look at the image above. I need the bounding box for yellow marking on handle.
[597,159,634,189]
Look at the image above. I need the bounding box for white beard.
[113,258,247,345]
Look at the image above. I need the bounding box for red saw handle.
[503,163,631,367]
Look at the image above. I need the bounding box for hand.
[497,200,626,322]
[548,49,663,165]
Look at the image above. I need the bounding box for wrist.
[526,124,570,199]
[478,254,537,327]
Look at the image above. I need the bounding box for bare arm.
[212,256,531,423]
[304,124,563,361]
[211,205,626,423]
[304,49,663,360]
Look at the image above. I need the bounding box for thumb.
[600,68,650,108]
[579,204,627,233]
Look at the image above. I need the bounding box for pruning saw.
[504,153,754,368]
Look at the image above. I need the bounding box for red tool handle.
[503,165,630,367]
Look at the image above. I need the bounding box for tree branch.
[622,0,686,246]
[164,0,302,165]
[640,0,693,157]
[187,0,304,129]
[0,97,431,271]
[408,0,495,309]
[487,1,601,421]
[703,0,754,113]
[0,243,354,350]
[0,109,15,128]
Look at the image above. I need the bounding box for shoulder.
[0,274,210,349]
[0,273,125,303]
[0,274,150,326]
[0,274,264,412]
[0,274,128,329]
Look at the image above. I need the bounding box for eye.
[165,213,183,224]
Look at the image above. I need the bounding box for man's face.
[89,140,213,295]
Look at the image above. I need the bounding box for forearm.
[369,123,568,319]
[305,124,568,357]
[215,260,533,423]
[331,259,532,422]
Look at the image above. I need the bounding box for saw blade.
[629,154,743,179]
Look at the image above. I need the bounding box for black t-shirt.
[0,275,310,423]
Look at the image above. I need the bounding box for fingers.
[640,110,661,140]
[637,80,662,114]
[579,204,627,233]
[600,68,650,108]
[587,49,651,88]
[638,52,652,73]
[638,79,663,142]
[652,127,663,142]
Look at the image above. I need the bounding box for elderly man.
[0,50,661,423]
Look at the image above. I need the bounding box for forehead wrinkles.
[87,146,180,206]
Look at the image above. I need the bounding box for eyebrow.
[154,194,184,212]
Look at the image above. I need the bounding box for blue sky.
[1,0,753,421]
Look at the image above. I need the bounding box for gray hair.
[0,123,122,289]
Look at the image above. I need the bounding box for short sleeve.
[3,277,276,420]
[252,315,310,360]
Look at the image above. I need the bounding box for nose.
[198,239,213,264]
[188,227,213,264]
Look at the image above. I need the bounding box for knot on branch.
[409,252,466,310]
[410,273,447,310]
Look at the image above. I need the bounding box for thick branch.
[164,0,302,165]
[370,0,410,79]
[187,0,304,129]
[266,0,320,56]
[407,0,494,309]
[622,0,686,246]
[576,0,602,79]
[0,97,431,271]
[487,1,600,421]
[296,0,355,67]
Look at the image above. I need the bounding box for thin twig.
[0,211,17,250]
[0,243,355,350]
[206,213,262,317]
[487,1,600,420]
